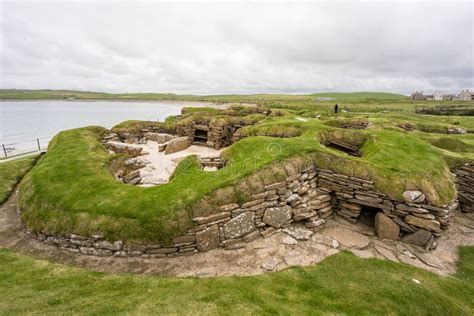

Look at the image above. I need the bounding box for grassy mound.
[0,155,39,204]
[0,247,473,314]
[234,121,303,138]
[429,137,474,153]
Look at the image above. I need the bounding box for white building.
[433,91,443,101]
[457,90,473,101]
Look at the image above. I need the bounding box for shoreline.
[0,98,225,106]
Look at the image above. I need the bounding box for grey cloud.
[1,1,472,94]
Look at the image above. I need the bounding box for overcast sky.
[1,1,473,95]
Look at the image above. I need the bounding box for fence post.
[37,139,41,150]
[2,144,7,158]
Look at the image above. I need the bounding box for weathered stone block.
[146,247,178,254]
[94,240,123,251]
[263,206,292,228]
[196,225,220,251]
[165,137,190,154]
[401,229,432,246]
[145,132,175,143]
[374,212,400,240]
[405,215,441,232]
[242,199,265,209]
[396,204,429,214]
[105,141,143,157]
[223,212,255,239]
[193,212,230,225]
[354,194,383,204]
[219,203,240,212]
[173,235,196,245]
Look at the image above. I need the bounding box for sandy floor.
[133,141,223,186]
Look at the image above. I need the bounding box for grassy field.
[17,104,474,244]
[0,89,408,102]
[0,155,39,204]
[0,247,472,314]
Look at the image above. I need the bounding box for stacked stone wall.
[176,119,254,150]
[453,163,474,212]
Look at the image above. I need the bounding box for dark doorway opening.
[325,140,362,157]
[358,206,381,228]
[194,129,208,143]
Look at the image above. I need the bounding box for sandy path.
[1,190,473,277]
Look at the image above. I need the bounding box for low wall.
[21,163,458,258]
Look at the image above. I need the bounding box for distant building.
[410,91,426,100]
[457,90,473,101]
[411,90,473,101]
[433,91,443,101]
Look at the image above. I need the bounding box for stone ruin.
[24,162,469,259]
[199,157,227,171]
[102,107,271,186]
[105,136,226,186]
[176,117,257,150]
[453,163,474,213]
[24,110,472,259]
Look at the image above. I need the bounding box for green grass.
[0,247,473,314]
[0,155,38,203]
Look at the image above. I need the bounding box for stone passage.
[22,163,458,259]
[453,163,474,212]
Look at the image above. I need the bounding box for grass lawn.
[0,155,39,204]
[0,247,472,314]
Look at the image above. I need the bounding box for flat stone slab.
[322,226,371,249]
[350,249,375,259]
[261,257,280,271]
[281,235,298,245]
[374,245,398,262]
[311,233,339,249]
[283,226,313,241]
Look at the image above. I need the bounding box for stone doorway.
[358,206,381,229]
[325,140,362,157]
[194,128,208,144]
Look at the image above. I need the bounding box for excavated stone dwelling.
[111,107,271,151]
[176,117,259,149]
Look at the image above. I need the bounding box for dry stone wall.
[176,119,255,149]
[453,163,474,212]
[21,163,459,258]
